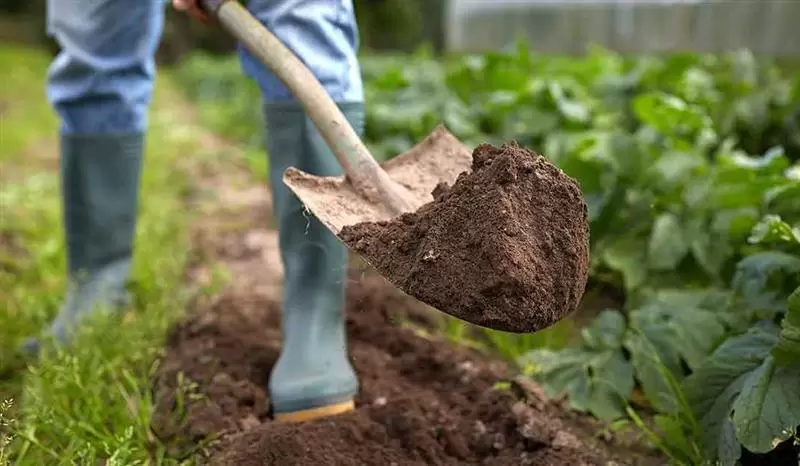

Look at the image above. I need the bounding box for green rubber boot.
[264,102,361,422]
[21,133,143,356]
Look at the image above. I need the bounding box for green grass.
[0,44,226,465]
[0,47,57,167]
[0,399,12,465]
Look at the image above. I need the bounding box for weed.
[1,399,13,465]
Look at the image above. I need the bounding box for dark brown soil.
[339,142,590,334]
[150,223,655,466]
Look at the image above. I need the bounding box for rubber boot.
[264,102,362,422]
[21,133,143,356]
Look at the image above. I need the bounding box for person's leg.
[238,0,364,421]
[22,0,165,355]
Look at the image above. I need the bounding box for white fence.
[444,0,800,58]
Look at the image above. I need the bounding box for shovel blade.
[282,124,472,235]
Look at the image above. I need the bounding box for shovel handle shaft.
[200,0,413,215]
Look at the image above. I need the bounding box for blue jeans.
[45,0,364,135]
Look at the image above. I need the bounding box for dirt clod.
[339,142,591,333]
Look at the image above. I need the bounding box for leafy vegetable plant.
[525,216,800,465]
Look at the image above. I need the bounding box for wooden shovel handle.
[199,0,413,215]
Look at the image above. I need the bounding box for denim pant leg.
[237,0,364,104]
[46,0,166,135]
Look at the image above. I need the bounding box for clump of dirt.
[339,142,590,334]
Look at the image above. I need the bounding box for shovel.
[199,0,590,334]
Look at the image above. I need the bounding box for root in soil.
[339,142,590,333]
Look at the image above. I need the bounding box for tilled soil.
[151,218,654,465]
[339,142,590,334]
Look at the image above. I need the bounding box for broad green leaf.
[625,331,679,413]
[589,350,635,408]
[732,356,800,453]
[707,180,776,211]
[586,378,629,420]
[652,152,705,186]
[717,418,741,466]
[632,91,709,136]
[671,311,727,368]
[732,252,800,315]
[683,178,713,210]
[649,213,689,270]
[547,82,591,124]
[748,215,800,247]
[441,98,480,137]
[690,232,729,279]
[525,348,586,387]
[630,301,726,372]
[654,414,699,463]
[624,291,729,413]
[677,67,718,104]
[574,131,617,167]
[522,328,634,421]
[772,286,800,366]
[647,288,733,310]
[763,182,800,215]
[727,146,789,174]
[549,134,619,219]
[713,208,760,244]
[786,165,800,181]
[505,107,559,139]
[683,326,779,463]
[696,126,719,150]
[686,216,730,279]
[602,235,648,292]
[607,131,648,180]
[581,310,626,350]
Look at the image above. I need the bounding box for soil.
[339,142,590,334]
[150,200,657,466]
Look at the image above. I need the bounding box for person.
[23,0,363,423]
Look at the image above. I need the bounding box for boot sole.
[273,400,355,423]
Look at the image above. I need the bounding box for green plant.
[523,216,800,465]
[0,399,13,465]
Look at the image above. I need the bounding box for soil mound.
[339,142,590,333]
[152,273,613,465]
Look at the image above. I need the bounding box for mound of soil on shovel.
[339,142,590,333]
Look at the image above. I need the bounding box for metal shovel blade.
[282,125,473,236]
